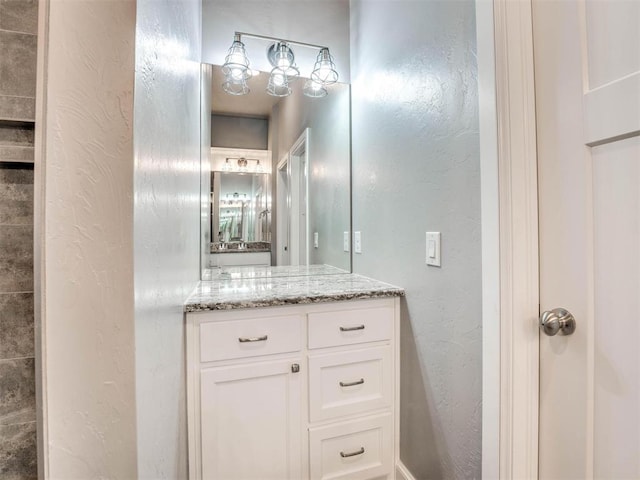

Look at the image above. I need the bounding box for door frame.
[276,154,291,265]
[490,0,541,478]
[289,129,310,266]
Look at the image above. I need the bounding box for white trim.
[34,0,50,476]
[396,460,417,480]
[476,1,501,479]
[393,298,401,476]
[493,0,540,478]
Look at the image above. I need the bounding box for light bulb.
[303,78,328,98]
[273,73,285,86]
[230,67,244,81]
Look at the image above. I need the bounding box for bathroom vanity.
[184,266,404,480]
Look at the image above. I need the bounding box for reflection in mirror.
[212,171,271,244]
[202,63,351,275]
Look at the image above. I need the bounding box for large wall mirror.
[200,35,351,277]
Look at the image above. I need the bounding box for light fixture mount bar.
[234,31,328,51]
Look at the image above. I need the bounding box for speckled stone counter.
[185,268,404,312]
[201,264,348,281]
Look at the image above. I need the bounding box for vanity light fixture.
[221,31,339,98]
[221,157,266,174]
[310,48,339,85]
[221,34,252,95]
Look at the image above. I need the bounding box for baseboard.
[396,461,417,480]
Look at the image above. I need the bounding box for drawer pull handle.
[339,325,365,332]
[340,447,365,458]
[340,378,365,387]
[238,335,268,343]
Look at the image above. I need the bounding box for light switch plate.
[426,232,441,267]
[343,231,350,252]
[354,231,362,254]
[314,232,319,249]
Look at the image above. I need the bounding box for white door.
[533,1,640,478]
[200,360,302,480]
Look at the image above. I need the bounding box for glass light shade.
[237,157,248,172]
[255,160,264,173]
[267,68,292,97]
[222,79,249,96]
[222,36,251,82]
[267,42,300,81]
[269,43,294,69]
[311,48,339,85]
[303,79,328,98]
[222,159,232,172]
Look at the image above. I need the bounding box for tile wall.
[0,0,38,478]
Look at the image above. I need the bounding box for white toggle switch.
[428,240,436,258]
[354,231,362,254]
[314,232,319,249]
[426,232,441,267]
[343,231,350,252]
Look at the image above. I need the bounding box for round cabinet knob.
[539,308,576,336]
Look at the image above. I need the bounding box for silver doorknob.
[539,308,576,336]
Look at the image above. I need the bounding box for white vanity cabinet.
[209,251,272,267]
[186,297,400,480]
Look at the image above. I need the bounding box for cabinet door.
[200,360,302,480]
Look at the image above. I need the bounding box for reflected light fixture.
[266,68,292,97]
[221,157,266,174]
[303,79,327,98]
[221,31,339,98]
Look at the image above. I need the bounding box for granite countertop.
[202,264,349,281]
[211,247,271,254]
[185,268,404,312]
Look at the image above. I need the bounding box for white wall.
[133,0,202,478]
[202,0,350,82]
[350,1,482,478]
[35,0,138,477]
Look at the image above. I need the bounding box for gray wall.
[0,1,38,478]
[272,83,351,270]
[211,114,268,150]
[0,164,36,480]
[133,0,202,478]
[350,1,482,478]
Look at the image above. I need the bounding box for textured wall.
[37,0,137,477]
[133,0,202,478]
[350,1,482,478]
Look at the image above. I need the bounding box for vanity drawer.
[199,315,303,363]
[309,413,392,480]
[309,346,392,422]
[308,306,393,349]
